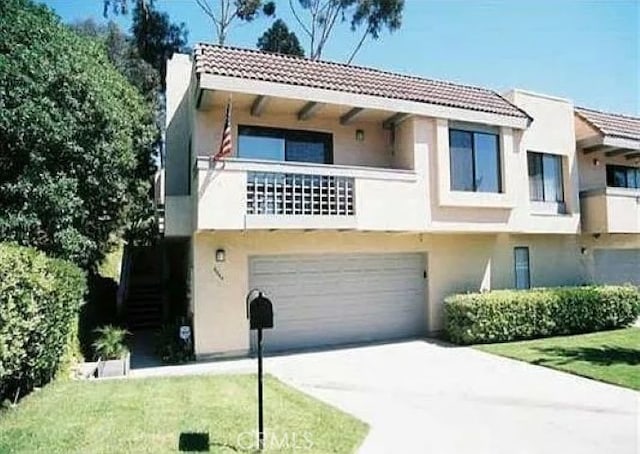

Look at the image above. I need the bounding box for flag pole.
[212,94,233,163]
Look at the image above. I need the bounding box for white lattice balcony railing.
[247,171,355,216]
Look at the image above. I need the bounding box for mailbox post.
[247,290,274,451]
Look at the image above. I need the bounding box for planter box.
[97,353,130,378]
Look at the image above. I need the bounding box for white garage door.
[249,253,426,352]
[594,249,640,285]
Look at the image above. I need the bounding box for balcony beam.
[340,107,364,125]
[250,95,269,117]
[582,144,616,154]
[298,102,323,121]
[383,112,411,130]
[605,148,631,157]
[195,88,204,109]
[195,89,215,110]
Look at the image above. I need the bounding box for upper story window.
[449,128,501,193]
[238,126,333,164]
[606,165,640,189]
[527,152,564,203]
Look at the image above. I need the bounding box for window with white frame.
[606,165,640,189]
[238,125,333,164]
[449,128,502,193]
[527,152,564,203]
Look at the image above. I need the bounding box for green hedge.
[0,244,86,402]
[444,286,640,345]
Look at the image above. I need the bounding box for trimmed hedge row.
[0,244,86,402]
[444,286,640,345]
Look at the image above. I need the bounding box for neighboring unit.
[162,45,639,358]
[575,108,640,285]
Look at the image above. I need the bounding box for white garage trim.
[249,253,427,352]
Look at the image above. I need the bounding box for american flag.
[213,100,232,160]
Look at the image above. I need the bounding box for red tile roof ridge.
[575,105,639,121]
[194,43,508,97]
[193,43,531,120]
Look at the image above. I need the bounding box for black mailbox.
[249,292,274,330]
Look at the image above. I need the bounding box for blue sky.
[43,0,639,115]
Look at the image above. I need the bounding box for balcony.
[247,171,355,215]
[580,187,640,234]
[195,158,424,231]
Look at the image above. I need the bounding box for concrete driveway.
[265,340,638,454]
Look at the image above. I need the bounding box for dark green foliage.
[292,0,404,61]
[72,19,165,246]
[351,0,404,39]
[78,274,119,359]
[445,286,640,345]
[155,320,194,364]
[131,1,189,89]
[257,19,304,56]
[71,19,160,102]
[0,0,156,268]
[0,244,86,402]
[92,325,129,360]
[195,0,276,45]
[348,0,404,62]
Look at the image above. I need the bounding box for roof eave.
[197,73,530,130]
[577,135,640,152]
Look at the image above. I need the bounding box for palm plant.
[92,325,130,360]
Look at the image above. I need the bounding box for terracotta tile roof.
[194,44,530,120]
[575,107,640,142]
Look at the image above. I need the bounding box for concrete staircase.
[123,246,164,332]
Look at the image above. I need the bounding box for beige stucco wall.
[504,90,581,232]
[579,233,640,281]
[195,104,396,169]
[164,195,193,236]
[165,55,194,197]
[575,115,640,234]
[164,57,637,360]
[574,115,599,141]
[191,230,585,357]
[580,188,640,234]
[193,102,582,234]
[167,58,588,237]
[577,150,640,192]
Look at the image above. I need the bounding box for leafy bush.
[0,0,156,269]
[155,320,194,364]
[0,244,85,402]
[92,325,129,360]
[444,286,640,345]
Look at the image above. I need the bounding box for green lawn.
[476,328,640,390]
[0,374,367,453]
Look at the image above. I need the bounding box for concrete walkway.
[131,340,639,454]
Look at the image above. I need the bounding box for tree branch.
[195,0,223,43]
[314,3,341,59]
[346,27,369,64]
[289,0,312,38]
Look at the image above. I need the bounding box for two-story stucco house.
[162,44,639,358]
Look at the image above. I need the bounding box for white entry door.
[249,253,427,352]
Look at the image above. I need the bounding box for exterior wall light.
[355,129,365,142]
[215,248,226,263]
[581,247,588,255]
[592,158,600,166]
